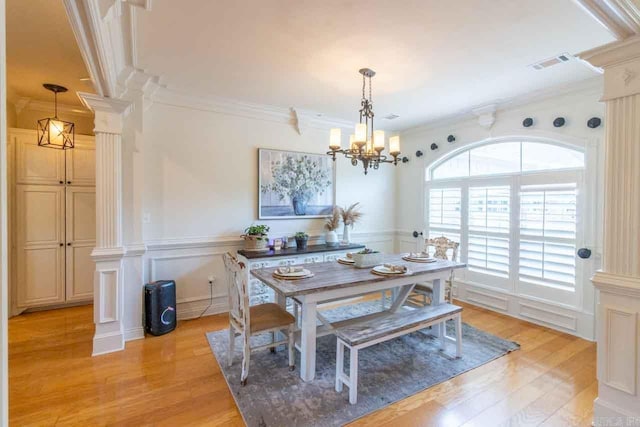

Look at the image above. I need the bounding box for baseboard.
[177,299,228,320]
[124,327,145,342]
[92,331,125,356]
[593,397,639,426]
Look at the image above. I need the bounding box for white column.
[580,36,640,426]
[79,92,132,356]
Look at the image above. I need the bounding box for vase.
[292,196,308,215]
[342,224,351,244]
[295,237,308,250]
[325,230,339,246]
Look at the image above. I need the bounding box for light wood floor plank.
[9,298,596,426]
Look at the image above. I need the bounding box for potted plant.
[351,247,383,268]
[261,155,332,216]
[340,202,363,244]
[324,207,341,246]
[294,232,309,250]
[241,224,270,251]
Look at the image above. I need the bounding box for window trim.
[427,136,586,182]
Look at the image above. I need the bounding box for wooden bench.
[335,303,463,404]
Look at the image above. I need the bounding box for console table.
[237,243,365,304]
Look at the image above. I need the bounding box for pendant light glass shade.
[37,84,75,150]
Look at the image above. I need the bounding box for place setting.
[402,252,437,263]
[371,263,412,277]
[336,253,355,266]
[272,265,314,280]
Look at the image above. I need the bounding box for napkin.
[383,264,408,273]
[276,266,304,275]
[409,252,430,258]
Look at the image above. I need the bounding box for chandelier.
[37,83,75,150]
[327,68,401,174]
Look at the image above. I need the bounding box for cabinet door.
[65,187,96,302]
[15,132,65,185]
[65,140,95,186]
[16,185,65,308]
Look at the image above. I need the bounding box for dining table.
[251,253,467,382]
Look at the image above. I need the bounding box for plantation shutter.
[428,188,461,242]
[519,183,577,287]
[468,186,510,278]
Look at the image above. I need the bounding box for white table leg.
[300,301,317,382]
[276,292,286,309]
[432,278,445,339]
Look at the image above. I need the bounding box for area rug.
[206,301,519,427]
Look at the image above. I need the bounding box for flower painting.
[259,149,335,219]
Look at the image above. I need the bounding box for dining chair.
[223,253,296,386]
[411,236,460,305]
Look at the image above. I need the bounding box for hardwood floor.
[9,300,596,426]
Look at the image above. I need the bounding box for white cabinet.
[16,185,66,307]
[65,140,96,186]
[65,187,96,302]
[11,129,96,310]
[13,130,95,186]
[16,134,65,185]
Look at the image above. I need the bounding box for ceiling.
[6,0,93,108]
[136,0,615,130]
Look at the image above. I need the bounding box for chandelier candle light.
[327,68,401,174]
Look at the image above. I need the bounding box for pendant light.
[37,83,75,150]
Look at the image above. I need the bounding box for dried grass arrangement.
[324,207,341,231]
[340,202,363,227]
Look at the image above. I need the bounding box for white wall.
[138,101,396,320]
[143,103,395,241]
[395,79,606,339]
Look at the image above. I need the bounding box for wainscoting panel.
[603,305,637,395]
[465,286,509,312]
[98,269,119,323]
[519,301,578,332]
[455,279,594,340]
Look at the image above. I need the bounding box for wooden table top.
[250,254,466,298]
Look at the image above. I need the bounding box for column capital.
[579,35,640,100]
[78,92,133,134]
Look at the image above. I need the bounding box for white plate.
[273,269,311,277]
[402,256,437,263]
[404,253,430,259]
[372,265,405,275]
[337,257,354,264]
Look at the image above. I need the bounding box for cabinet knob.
[59,181,64,184]
[67,181,71,185]
[59,243,64,247]
[67,242,72,246]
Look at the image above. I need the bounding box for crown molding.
[572,0,640,40]
[150,87,355,132]
[401,76,604,136]
[63,0,154,98]
[12,97,92,117]
[578,34,640,68]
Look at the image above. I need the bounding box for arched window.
[429,141,584,181]
[425,139,586,307]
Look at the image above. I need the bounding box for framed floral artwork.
[259,148,335,219]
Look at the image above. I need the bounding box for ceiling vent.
[383,114,400,120]
[530,53,573,70]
